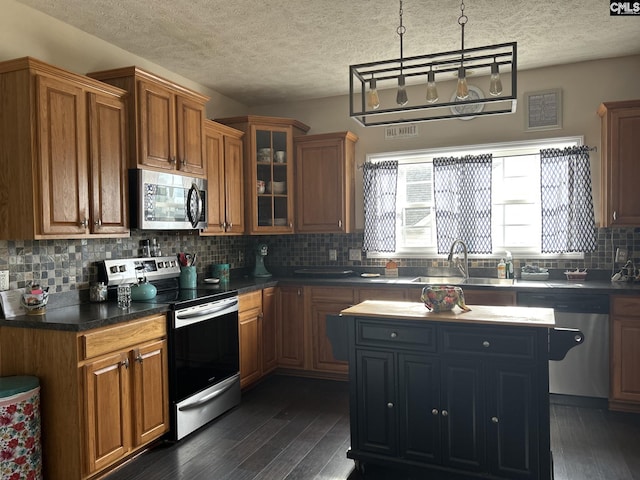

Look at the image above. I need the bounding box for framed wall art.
[524,88,562,131]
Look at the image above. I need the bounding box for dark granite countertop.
[0,274,637,332]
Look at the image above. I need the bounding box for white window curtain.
[540,146,597,253]
[363,161,398,252]
[433,154,493,254]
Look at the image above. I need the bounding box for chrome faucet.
[447,239,469,279]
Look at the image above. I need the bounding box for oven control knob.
[110,266,118,274]
[119,265,126,272]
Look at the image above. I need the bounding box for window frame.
[366,136,586,260]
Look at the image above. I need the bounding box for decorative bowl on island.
[421,285,471,313]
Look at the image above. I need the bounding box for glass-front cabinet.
[216,116,310,234]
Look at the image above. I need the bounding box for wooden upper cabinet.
[0,57,129,239]
[295,131,358,233]
[216,115,310,234]
[201,120,245,235]
[88,66,209,178]
[598,100,640,227]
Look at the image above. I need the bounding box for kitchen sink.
[410,276,514,286]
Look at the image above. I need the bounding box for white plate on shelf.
[361,273,381,278]
[204,278,220,284]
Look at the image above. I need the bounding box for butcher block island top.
[340,300,555,328]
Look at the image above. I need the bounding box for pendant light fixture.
[349,0,517,127]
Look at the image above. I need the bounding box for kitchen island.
[333,300,576,480]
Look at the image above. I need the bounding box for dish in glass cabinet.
[449,85,484,119]
[204,278,220,284]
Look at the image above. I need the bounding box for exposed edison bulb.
[367,78,380,110]
[425,69,438,103]
[396,74,408,106]
[489,61,503,96]
[456,66,469,100]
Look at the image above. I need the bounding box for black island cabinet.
[329,300,582,480]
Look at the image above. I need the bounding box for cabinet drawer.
[357,320,436,351]
[239,290,262,313]
[80,314,167,360]
[612,295,640,317]
[441,326,535,359]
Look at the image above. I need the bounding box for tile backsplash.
[0,227,638,292]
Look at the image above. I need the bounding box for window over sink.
[367,137,584,259]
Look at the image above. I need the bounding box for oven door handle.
[178,378,237,411]
[175,298,239,322]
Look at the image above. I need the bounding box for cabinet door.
[224,134,245,234]
[203,123,226,233]
[441,360,484,473]
[131,339,169,447]
[276,286,306,368]
[295,139,344,233]
[36,74,89,235]
[600,102,640,226]
[252,125,294,233]
[84,351,131,474]
[310,299,353,373]
[239,292,262,388]
[262,287,277,374]
[398,354,441,463]
[175,95,206,177]
[88,91,129,235]
[485,362,539,480]
[611,315,640,405]
[137,80,175,170]
[355,349,397,456]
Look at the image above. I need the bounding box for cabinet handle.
[297,289,302,296]
[338,219,342,228]
[613,211,617,221]
[390,332,398,339]
[491,416,499,423]
[94,218,102,227]
[135,352,143,364]
[79,218,88,228]
[228,223,233,229]
[169,156,176,165]
[441,410,448,417]
[387,402,394,409]
[431,408,439,416]
[120,357,130,369]
[482,340,490,348]
[181,158,186,167]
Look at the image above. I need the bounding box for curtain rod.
[358,146,597,169]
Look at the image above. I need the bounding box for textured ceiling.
[15,0,640,106]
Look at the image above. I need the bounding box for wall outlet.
[615,248,628,263]
[238,250,244,263]
[0,271,9,291]
[349,249,362,261]
[329,249,337,261]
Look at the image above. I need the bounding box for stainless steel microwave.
[129,169,207,230]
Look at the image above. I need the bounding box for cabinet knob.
[94,218,102,227]
[120,357,129,369]
[387,402,394,409]
[431,408,439,416]
[221,221,227,229]
[228,223,233,229]
[613,211,617,221]
[135,352,143,363]
[169,156,176,165]
[181,158,186,167]
[338,219,342,228]
[441,410,449,417]
[482,340,490,348]
[79,218,88,228]
[491,416,499,423]
[390,332,398,339]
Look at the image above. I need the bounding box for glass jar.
[90,282,108,303]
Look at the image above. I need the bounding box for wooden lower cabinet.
[610,295,640,412]
[276,285,306,369]
[308,286,355,374]
[0,313,168,480]
[238,288,277,389]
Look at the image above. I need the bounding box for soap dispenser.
[505,251,514,279]
[497,258,506,279]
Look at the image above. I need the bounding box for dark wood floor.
[106,375,640,480]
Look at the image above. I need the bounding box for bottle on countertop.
[505,251,514,279]
[497,258,506,279]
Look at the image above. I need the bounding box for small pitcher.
[179,266,197,289]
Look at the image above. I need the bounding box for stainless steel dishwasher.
[517,292,610,398]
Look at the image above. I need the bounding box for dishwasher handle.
[549,327,585,361]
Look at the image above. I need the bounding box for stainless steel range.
[98,256,240,441]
